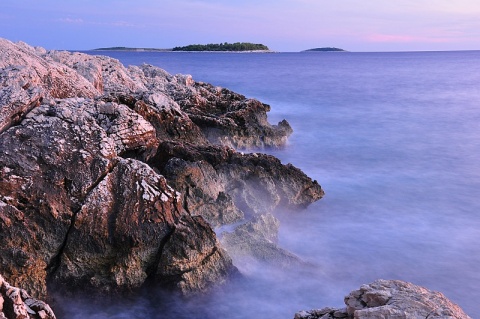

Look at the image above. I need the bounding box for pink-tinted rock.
[295,279,472,319]
[0,37,323,302]
[0,274,56,319]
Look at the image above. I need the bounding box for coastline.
[93,49,276,53]
[0,37,476,319]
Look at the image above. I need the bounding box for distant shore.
[93,48,275,53]
[94,42,272,53]
[93,47,172,52]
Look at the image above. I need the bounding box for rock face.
[295,279,472,319]
[0,37,324,301]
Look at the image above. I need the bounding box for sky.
[2,0,480,52]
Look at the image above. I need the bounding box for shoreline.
[92,49,276,53]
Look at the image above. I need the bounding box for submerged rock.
[0,37,324,302]
[295,279,472,319]
[220,213,302,267]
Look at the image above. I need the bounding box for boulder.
[295,279,472,319]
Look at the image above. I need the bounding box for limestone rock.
[0,37,323,301]
[0,274,56,319]
[0,100,117,297]
[103,91,208,145]
[0,39,98,94]
[157,215,234,294]
[172,80,293,149]
[0,97,234,298]
[295,279,472,319]
[44,50,145,94]
[130,63,292,148]
[156,142,324,222]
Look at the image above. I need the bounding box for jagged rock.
[160,155,244,227]
[220,213,302,266]
[295,279,472,319]
[50,158,233,296]
[157,214,234,293]
[156,142,323,221]
[0,39,99,134]
[0,100,118,297]
[0,98,233,298]
[126,63,293,148]
[171,80,294,149]
[0,274,56,319]
[87,98,159,161]
[44,50,145,94]
[104,91,208,145]
[0,37,323,301]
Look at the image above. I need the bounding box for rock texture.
[295,279,472,319]
[0,274,56,319]
[0,37,324,302]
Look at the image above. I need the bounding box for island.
[303,47,346,52]
[172,42,270,51]
[93,43,271,52]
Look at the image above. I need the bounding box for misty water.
[75,50,480,317]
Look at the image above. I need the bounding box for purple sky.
[2,0,480,52]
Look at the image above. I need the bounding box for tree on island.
[172,42,269,51]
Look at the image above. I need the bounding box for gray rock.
[295,279,472,319]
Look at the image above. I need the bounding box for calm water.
[79,50,480,317]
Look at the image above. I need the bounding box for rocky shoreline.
[0,38,471,318]
[0,37,322,304]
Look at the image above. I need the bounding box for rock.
[295,279,472,319]
[0,99,233,298]
[129,63,293,149]
[172,80,294,149]
[104,91,208,146]
[220,214,302,267]
[0,37,323,300]
[157,215,234,294]
[44,50,145,94]
[156,142,324,223]
[0,274,56,319]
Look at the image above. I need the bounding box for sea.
[73,50,480,318]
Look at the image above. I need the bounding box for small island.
[303,47,346,52]
[172,42,270,52]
